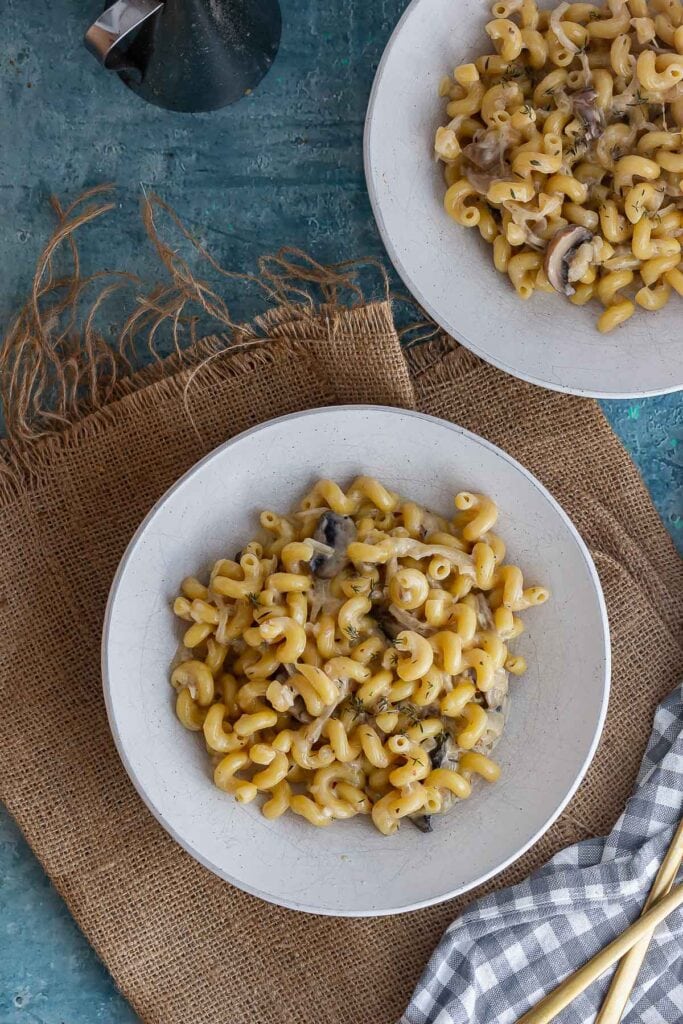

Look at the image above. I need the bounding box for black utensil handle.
[84,0,163,70]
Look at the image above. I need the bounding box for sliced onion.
[170,643,194,674]
[215,604,232,645]
[464,166,508,195]
[387,603,436,636]
[385,554,399,582]
[322,595,343,616]
[611,73,642,112]
[474,593,494,630]
[550,2,579,54]
[384,538,475,576]
[307,538,335,556]
[309,579,328,622]
[293,507,327,518]
[305,681,347,744]
[485,669,510,710]
[308,579,343,621]
[476,708,507,755]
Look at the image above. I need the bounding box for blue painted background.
[0,0,681,1020]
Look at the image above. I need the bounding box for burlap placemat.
[1,194,681,1024]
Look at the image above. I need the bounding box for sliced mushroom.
[410,731,459,833]
[289,698,312,724]
[462,133,512,196]
[374,603,402,642]
[309,511,356,578]
[462,126,510,172]
[411,813,435,834]
[571,88,604,144]
[544,225,593,296]
[430,732,451,768]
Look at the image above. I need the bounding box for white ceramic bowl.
[364,0,683,398]
[103,406,610,915]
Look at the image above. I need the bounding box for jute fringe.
[1,187,410,469]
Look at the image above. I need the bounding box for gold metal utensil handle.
[517,882,683,1024]
[596,819,683,1024]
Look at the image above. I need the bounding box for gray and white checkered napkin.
[402,685,683,1024]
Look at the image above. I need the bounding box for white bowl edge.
[364,0,683,399]
[102,405,611,916]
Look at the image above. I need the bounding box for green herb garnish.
[397,702,422,724]
[501,64,525,82]
[346,695,366,721]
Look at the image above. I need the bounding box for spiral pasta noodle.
[435,0,683,332]
[169,477,549,834]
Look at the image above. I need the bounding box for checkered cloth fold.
[402,685,683,1024]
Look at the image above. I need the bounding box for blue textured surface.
[0,1,681,1020]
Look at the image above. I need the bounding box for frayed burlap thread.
[0,197,681,1024]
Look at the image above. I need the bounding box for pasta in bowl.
[103,406,609,914]
[170,478,549,836]
[365,0,683,395]
[434,0,683,333]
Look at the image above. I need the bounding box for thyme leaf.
[501,65,525,82]
[397,702,422,724]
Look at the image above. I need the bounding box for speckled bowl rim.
[102,405,611,915]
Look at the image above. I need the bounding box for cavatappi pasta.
[434,0,683,332]
[170,478,549,835]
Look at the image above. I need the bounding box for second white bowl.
[364,0,683,398]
